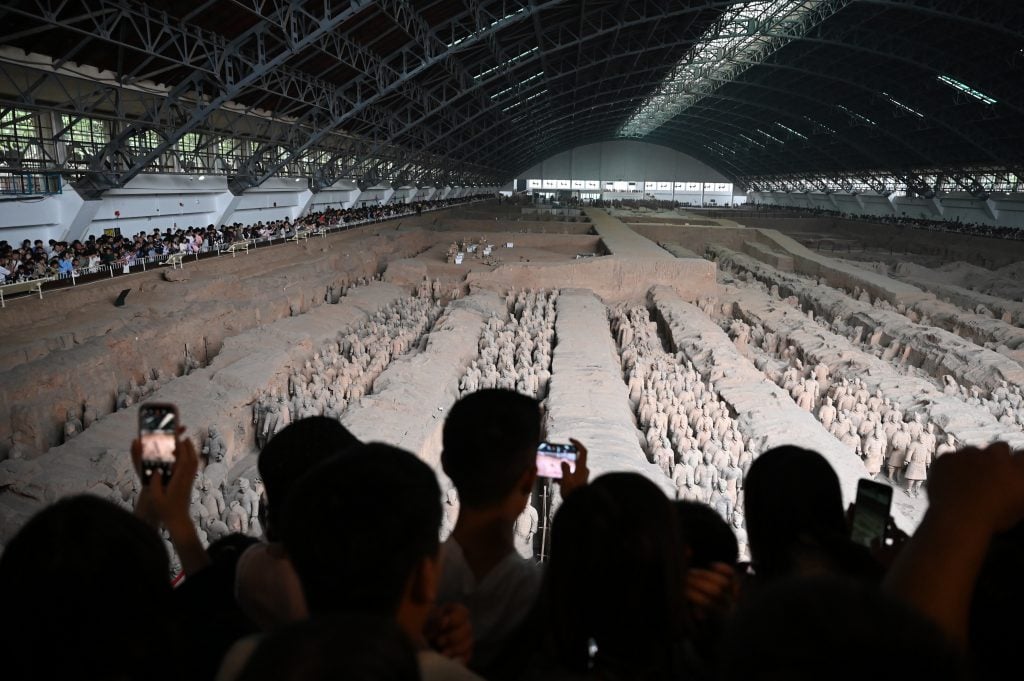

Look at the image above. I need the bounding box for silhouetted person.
[743,446,877,587]
[0,495,182,681]
[529,473,691,681]
[723,577,964,681]
[237,416,361,630]
[282,443,482,680]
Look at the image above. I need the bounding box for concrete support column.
[216,194,244,227]
[61,194,101,243]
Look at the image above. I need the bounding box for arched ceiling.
[0,0,1021,196]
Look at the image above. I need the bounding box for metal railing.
[4,197,490,302]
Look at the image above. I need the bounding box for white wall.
[353,185,394,207]
[518,140,732,185]
[392,186,417,204]
[0,180,83,246]
[308,179,360,211]
[414,186,438,201]
[0,176,497,246]
[221,177,310,226]
[93,175,227,236]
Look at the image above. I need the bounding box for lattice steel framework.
[0,0,1020,198]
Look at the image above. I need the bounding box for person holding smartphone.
[133,402,210,577]
[437,389,589,677]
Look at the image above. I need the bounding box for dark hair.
[259,416,361,540]
[538,473,689,678]
[743,446,859,581]
[969,521,1024,681]
[236,613,420,681]
[722,577,965,681]
[674,500,738,568]
[441,389,540,508]
[0,495,178,681]
[281,443,441,616]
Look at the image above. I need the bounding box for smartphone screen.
[536,442,577,479]
[139,403,177,481]
[850,478,893,547]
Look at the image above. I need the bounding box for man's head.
[282,444,442,625]
[258,416,360,541]
[441,389,540,512]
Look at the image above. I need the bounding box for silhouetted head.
[441,389,540,509]
[539,473,689,677]
[674,500,739,568]
[743,446,851,581]
[259,416,361,540]
[282,443,441,618]
[0,495,176,681]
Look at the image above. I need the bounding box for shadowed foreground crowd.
[1,389,1021,681]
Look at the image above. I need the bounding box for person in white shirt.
[438,389,588,675]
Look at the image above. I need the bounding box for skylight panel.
[618,0,850,138]
[739,133,766,148]
[449,8,527,49]
[475,47,539,80]
[490,72,544,100]
[836,104,876,126]
[500,90,547,113]
[756,128,784,144]
[936,75,997,105]
[882,92,925,118]
[775,121,808,139]
[802,115,836,135]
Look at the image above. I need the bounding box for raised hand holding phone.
[536,441,578,479]
[558,438,589,497]
[132,403,210,576]
[138,402,178,484]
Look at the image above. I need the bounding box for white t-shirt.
[235,542,308,630]
[437,538,542,669]
[419,650,486,681]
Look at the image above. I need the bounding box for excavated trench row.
[710,244,1024,392]
[0,229,436,459]
[720,278,1024,458]
[650,286,924,531]
[544,289,674,496]
[341,291,508,470]
[0,283,411,545]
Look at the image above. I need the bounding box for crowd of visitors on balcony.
[0,194,489,285]
[749,203,1024,240]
